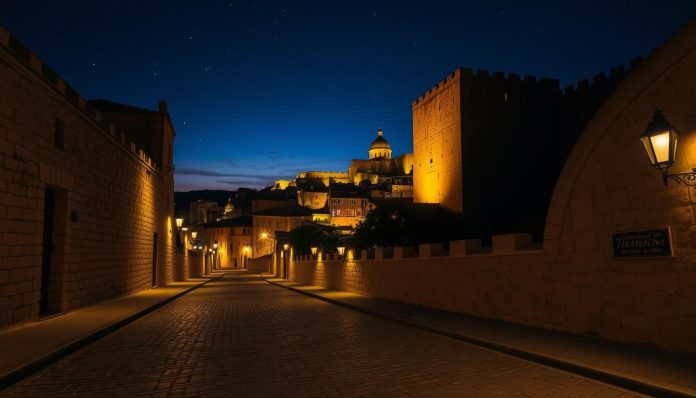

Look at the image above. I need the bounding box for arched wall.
[544,18,696,350]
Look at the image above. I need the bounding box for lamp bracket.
[664,168,696,186]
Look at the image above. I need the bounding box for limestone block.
[394,246,417,259]
[492,234,534,254]
[450,239,482,256]
[419,243,445,258]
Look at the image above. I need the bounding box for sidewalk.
[0,275,220,389]
[262,274,696,398]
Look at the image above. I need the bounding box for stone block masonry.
[0,25,182,329]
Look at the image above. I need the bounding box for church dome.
[370,129,391,150]
[368,129,393,159]
[224,197,234,214]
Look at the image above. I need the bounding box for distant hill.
[174,187,298,216]
[174,190,235,214]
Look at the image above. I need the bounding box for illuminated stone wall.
[412,70,463,211]
[286,20,696,354]
[0,26,179,329]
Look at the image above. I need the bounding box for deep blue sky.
[3,1,695,191]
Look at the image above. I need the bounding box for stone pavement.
[263,274,696,398]
[0,276,214,389]
[0,271,643,397]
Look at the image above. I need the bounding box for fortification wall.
[285,19,696,354]
[0,26,180,328]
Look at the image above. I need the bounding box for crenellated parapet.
[0,25,159,172]
[412,67,560,108]
[292,232,543,263]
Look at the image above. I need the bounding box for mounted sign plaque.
[611,228,673,258]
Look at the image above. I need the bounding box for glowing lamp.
[640,110,679,171]
[175,218,184,230]
[244,245,251,253]
[261,232,268,239]
[283,243,289,251]
[639,110,696,186]
[337,246,346,256]
[191,231,198,239]
[213,241,218,249]
[311,247,318,255]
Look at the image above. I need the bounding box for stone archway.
[543,19,696,352]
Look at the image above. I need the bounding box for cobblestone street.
[0,272,639,397]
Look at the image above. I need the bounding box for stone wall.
[286,19,696,354]
[0,26,181,329]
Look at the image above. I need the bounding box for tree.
[288,224,343,255]
[352,201,470,249]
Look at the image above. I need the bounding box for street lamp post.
[282,243,290,279]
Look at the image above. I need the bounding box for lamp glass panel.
[649,131,671,164]
[641,136,657,165]
[175,218,183,228]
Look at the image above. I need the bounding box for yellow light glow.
[650,131,671,164]
[337,246,345,256]
[191,231,198,239]
[175,218,184,229]
[261,232,268,239]
[213,241,218,249]
[311,247,318,255]
[244,245,250,252]
[283,243,289,251]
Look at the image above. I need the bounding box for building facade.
[0,26,182,328]
[202,217,252,269]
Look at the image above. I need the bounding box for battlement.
[412,67,560,106]
[0,25,160,172]
[561,57,644,96]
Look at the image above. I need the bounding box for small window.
[331,209,336,216]
[336,209,341,216]
[54,118,65,150]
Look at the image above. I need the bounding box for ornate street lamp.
[640,110,694,185]
[310,246,318,255]
[337,246,346,256]
[191,231,198,240]
[175,218,184,230]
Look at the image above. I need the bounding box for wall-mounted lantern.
[310,246,318,255]
[640,110,695,185]
[174,218,184,248]
[283,243,290,251]
[191,231,198,240]
[261,232,268,239]
[337,246,346,256]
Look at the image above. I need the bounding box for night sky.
[3,1,696,191]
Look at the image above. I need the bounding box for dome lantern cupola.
[368,128,392,160]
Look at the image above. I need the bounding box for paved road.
[0,271,639,397]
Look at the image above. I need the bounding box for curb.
[262,275,695,398]
[0,275,223,390]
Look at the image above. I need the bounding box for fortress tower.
[413,63,636,236]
